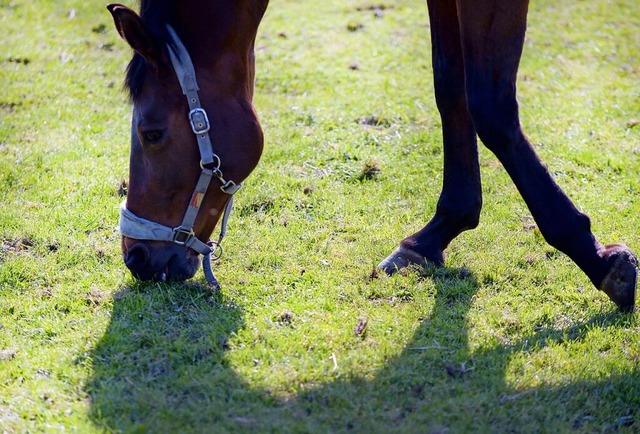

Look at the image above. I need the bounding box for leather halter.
[119,25,240,289]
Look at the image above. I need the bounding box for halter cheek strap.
[118,24,241,289]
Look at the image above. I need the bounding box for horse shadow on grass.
[87,268,639,433]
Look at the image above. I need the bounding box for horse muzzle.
[122,239,200,282]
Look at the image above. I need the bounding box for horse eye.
[140,129,165,146]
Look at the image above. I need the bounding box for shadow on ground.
[87,268,639,433]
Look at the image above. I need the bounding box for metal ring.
[207,241,223,261]
[200,154,221,171]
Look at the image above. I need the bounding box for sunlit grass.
[1,0,638,432]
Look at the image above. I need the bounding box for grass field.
[1,0,639,432]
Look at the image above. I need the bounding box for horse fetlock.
[435,196,482,233]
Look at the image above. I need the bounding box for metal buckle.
[172,227,194,245]
[189,108,210,135]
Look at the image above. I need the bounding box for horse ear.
[107,4,158,65]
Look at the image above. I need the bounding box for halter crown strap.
[165,25,241,195]
[166,25,215,165]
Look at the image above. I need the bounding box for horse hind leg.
[456,0,637,311]
[379,0,482,274]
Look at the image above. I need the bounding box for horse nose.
[124,243,155,280]
[123,241,199,282]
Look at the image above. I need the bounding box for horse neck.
[171,1,267,56]
[170,0,269,99]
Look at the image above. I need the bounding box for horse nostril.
[124,243,150,272]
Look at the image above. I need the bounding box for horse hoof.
[377,246,432,275]
[599,245,638,312]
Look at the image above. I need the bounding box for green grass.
[1,0,639,432]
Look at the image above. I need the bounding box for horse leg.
[379,0,482,273]
[456,0,636,311]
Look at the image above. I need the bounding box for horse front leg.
[379,0,482,274]
[456,0,637,311]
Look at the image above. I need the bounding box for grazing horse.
[107,0,637,311]
[107,1,268,286]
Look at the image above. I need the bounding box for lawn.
[1,0,639,432]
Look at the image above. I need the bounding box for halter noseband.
[119,25,241,289]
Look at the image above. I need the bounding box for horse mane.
[125,0,176,101]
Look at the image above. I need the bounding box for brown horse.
[108,1,637,311]
[107,1,268,285]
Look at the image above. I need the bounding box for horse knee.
[466,89,521,153]
[458,201,482,230]
[433,72,467,116]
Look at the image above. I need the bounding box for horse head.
[108,2,266,283]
